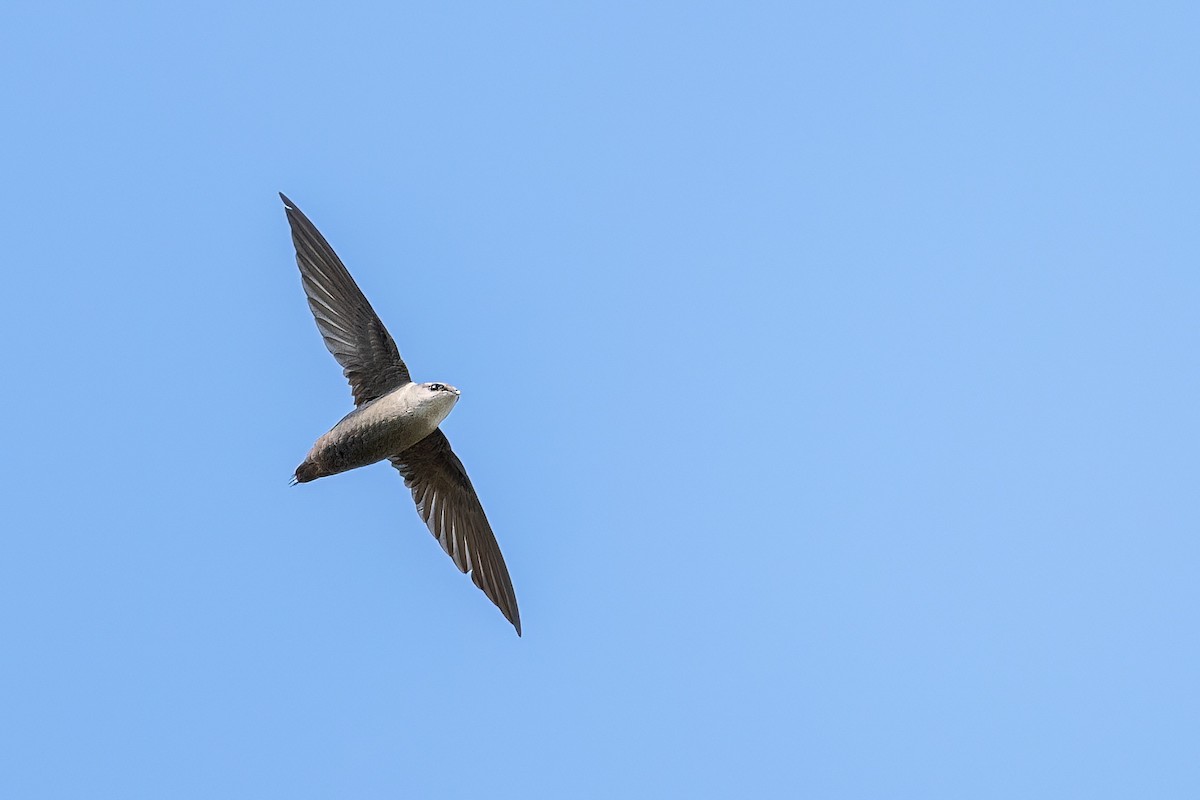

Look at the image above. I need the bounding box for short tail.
[292,460,321,484]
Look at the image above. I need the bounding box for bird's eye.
[429,383,444,392]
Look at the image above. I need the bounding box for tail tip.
[292,461,320,484]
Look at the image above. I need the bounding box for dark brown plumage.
[281,193,521,635]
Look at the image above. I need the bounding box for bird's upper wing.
[390,429,521,635]
[280,193,411,406]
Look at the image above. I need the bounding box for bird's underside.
[280,193,521,635]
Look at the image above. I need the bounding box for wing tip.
[501,593,522,636]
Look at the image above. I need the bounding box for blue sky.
[2,2,1198,797]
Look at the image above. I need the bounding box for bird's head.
[417,381,461,422]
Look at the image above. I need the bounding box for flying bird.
[280,193,520,635]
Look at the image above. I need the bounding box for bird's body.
[280,193,521,635]
[294,382,460,483]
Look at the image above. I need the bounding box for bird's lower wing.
[390,429,521,635]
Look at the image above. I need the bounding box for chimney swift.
[280,193,521,635]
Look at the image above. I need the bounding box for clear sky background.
[2,2,1197,797]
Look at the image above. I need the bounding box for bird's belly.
[309,401,437,476]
